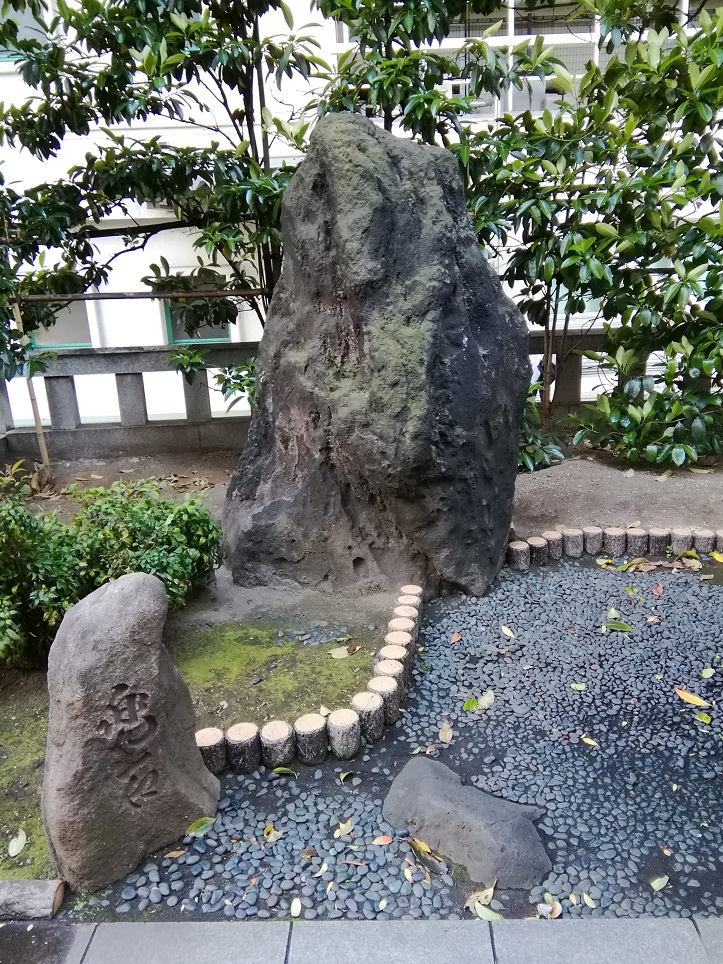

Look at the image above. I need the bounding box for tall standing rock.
[42,573,219,892]
[225,113,530,595]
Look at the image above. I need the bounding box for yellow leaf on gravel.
[650,874,669,892]
[290,897,301,918]
[439,720,453,744]
[372,835,393,846]
[583,893,596,908]
[313,862,328,877]
[581,736,598,747]
[711,551,723,564]
[404,867,415,883]
[501,625,515,638]
[464,881,496,909]
[675,688,710,708]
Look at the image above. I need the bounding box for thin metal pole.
[17,288,268,304]
[11,300,51,477]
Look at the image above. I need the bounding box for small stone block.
[648,528,670,555]
[671,528,693,555]
[225,722,260,774]
[507,540,530,571]
[693,529,715,554]
[195,727,226,775]
[582,526,604,555]
[327,708,361,760]
[541,530,563,560]
[562,529,584,558]
[603,527,626,557]
[626,527,648,557]
[350,691,385,743]
[526,536,548,566]
[260,720,295,769]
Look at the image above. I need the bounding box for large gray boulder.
[383,758,550,888]
[42,573,219,893]
[225,113,529,596]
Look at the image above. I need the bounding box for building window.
[0,6,47,60]
[32,303,92,349]
[164,301,231,345]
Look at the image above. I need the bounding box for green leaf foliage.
[0,479,222,666]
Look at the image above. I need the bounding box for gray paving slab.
[287,920,494,964]
[695,917,723,963]
[0,922,95,964]
[491,918,707,964]
[83,922,290,964]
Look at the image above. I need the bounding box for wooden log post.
[225,722,261,774]
[527,536,548,566]
[0,880,66,921]
[542,530,563,560]
[582,526,604,556]
[379,644,411,683]
[648,528,670,555]
[626,528,649,557]
[400,584,423,602]
[694,529,715,554]
[391,605,419,638]
[384,630,414,651]
[350,691,385,743]
[603,527,626,557]
[327,708,361,759]
[260,720,295,769]
[195,727,226,775]
[507,540,530,571]
[671,528,693,555]
[562,529,584,558]
[294,713,328,766]
[388,616,415,637]
[374,658,405,699]
[367,676,401,724]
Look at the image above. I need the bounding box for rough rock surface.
[42,573,220,893]
[382,758,550,888]
[225,113,529,595]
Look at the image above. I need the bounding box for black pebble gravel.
[61,561,723,923]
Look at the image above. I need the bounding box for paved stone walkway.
[2,917,722,964]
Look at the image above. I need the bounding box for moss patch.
[170,620,376,729]
[0,616,378,881]
[0,671,51,880]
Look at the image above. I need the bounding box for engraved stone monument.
[42,573,219,893]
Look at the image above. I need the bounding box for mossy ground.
[0,671,52,880]
[0,616,376,880]
[169,620,375,729]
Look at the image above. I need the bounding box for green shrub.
[518,383,565,472]
[573,339,723,465]
[0,480,222,666]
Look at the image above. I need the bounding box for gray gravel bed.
[60,560,723,922]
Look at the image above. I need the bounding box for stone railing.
[0,328,605,461]
[0,343,258,461]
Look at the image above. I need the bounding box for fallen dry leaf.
[372,835,393,846]
[675,688,710,708]
[438,720,453,744]
[450,631,462,644]
[651,582,663,597]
